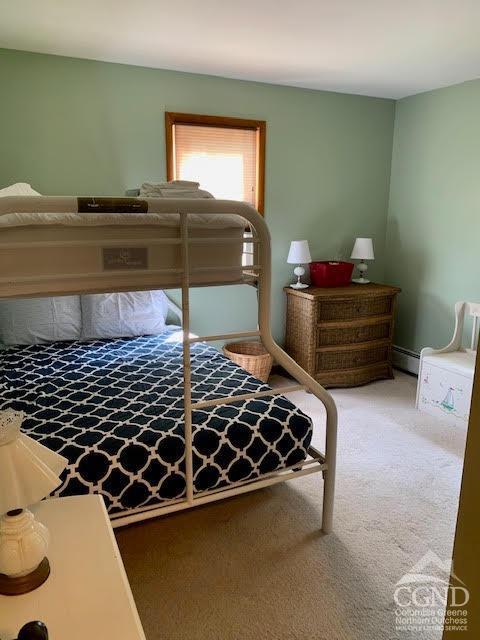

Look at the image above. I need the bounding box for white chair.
[416,301,479,426]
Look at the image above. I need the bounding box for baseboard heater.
[392,345,420,376]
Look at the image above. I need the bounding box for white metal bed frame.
[0,196,338,533]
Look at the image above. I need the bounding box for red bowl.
[309,261,354,287]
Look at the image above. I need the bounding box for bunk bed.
[0,195,338,533]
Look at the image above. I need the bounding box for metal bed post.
[180,213,194,505]
[246,203,338,534]
[175,199,338,534]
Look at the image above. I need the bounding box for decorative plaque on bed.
[77,197,148,213]
[102,247,148,270]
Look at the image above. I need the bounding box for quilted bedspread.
[0,327,312,515]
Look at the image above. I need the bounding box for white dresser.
[0,495,146,640]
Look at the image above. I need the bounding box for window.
[165,113,266,214]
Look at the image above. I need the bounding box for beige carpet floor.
[116,372,467,640]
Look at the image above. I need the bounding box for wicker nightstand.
[284,283,401,388]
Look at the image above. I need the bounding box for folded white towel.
[140,180,200,192]
[152,189,213,199]
[139,181,213,199]
[162,180,200,189]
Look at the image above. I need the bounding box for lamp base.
[290,282,309,289]
[0,557,50,596]
[352,277,370,284]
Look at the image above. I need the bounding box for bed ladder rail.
[178,203,337,534]
[191,385,306,410]
[188,330,260,343]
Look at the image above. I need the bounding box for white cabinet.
[0,495,146,640]
[417,352,474,427]
[416,301,478,427]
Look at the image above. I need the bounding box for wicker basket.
[223,341,273,382]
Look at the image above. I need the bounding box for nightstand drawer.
[317,317,391,347]
[315,362,392,388]
[316,341,390,371]
[317,296,393,322]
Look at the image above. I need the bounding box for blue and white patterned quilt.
[0,327,312,515]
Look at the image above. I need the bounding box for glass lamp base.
[352,277,370,284]
[291,265,308,289]
[0,557,50,596]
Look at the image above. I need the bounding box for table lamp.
[287,240,312,289]
[350,237,374,284]
[0,409,67,595]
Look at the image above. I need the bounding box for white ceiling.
[1,0,480,99]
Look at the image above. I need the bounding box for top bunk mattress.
[0,327,313,518]
[0,211,246,229]
[0,197,254,296]
[0,194,246,229]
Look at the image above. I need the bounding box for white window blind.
[173,124,258,205]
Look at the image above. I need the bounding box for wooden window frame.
[165,112,266,214]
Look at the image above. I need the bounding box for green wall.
[0,49,395,342]
[386,79,480,353]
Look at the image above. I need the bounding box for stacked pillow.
[0,291,169,346]
[0,297,82,345]
[81,291,169,340]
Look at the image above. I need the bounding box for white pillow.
[0,297,82,345]
[81,291,169,340]
[0,183,41,197]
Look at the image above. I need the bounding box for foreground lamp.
[0,409,67,595]
[350,237,375,284]
[287,240,312,289]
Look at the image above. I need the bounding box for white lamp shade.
[350,237,374,260]
[0,410,68,514]
[287,240,312,264]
